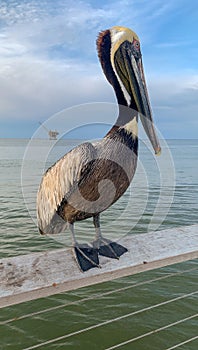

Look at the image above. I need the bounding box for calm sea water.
[0,138,197,349]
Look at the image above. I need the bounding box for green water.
[0,139,197,349]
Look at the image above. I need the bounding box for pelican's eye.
[131,39,141,60]
[134,40,140,50]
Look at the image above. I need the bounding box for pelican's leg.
[92,215,128,259]
[68,223,100,272]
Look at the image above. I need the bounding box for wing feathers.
[37,142,96,233]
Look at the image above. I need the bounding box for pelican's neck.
[123,117,138,138]
[97,29,138,150]
[105,109,138,154]
[106,105,138,140]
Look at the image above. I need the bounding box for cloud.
[0,0,197,139]
[0,1,118,121]
[148,73,198,138]
[0,0,177,59]
[0,53,114,120]
[0,0,136,123]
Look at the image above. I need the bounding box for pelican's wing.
[37,142,96,234]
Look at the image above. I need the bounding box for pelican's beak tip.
[155,147,161,156]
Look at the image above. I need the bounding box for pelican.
[37,26,161,272]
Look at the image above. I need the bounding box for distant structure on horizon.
[39,122,59,140]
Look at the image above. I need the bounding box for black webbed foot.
[93,238,128,259]
[73,244,100,272]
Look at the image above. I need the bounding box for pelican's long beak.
[131,55,161,155]
[115,42,161,155]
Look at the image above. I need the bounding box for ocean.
[0,138,197,349]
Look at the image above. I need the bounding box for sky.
[0,0,197,139]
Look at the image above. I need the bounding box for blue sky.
[0,0,197,138]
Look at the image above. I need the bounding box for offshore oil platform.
[39,122,59,140]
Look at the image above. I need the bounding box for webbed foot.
[93,238,128,259]
[73,244,100,272]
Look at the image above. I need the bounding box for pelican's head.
[97,26,161,155]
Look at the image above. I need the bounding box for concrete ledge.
[0,224,198,308]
